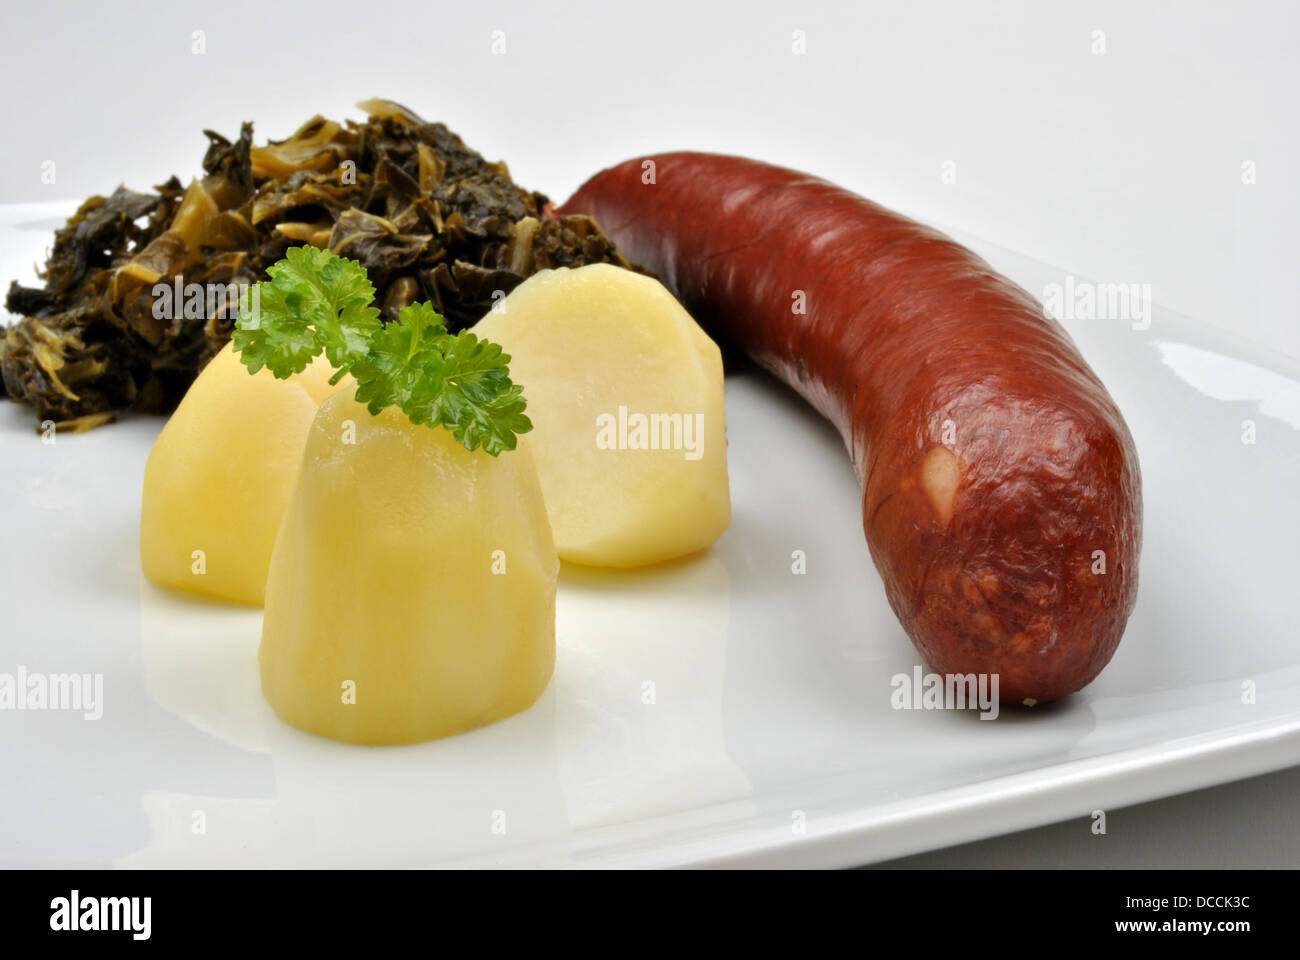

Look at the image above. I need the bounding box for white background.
[2,0,1297,867]
[2,0,1296,358]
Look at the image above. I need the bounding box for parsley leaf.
[351,303,532,456]
[233,279,321,377]
[412,331,532,455]
[233,250,531,456]
[350,302,450,416]
[233,246,379,379]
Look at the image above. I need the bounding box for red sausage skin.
[558,153,1142,704]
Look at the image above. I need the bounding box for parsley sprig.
[233,248,531,456]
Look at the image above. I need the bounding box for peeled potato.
[474,263,730,567]
[140,344,349,605]
[259,394,558,745]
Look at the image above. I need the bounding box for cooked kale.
[1,100,638,430]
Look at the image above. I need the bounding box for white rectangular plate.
[2,202,1298,868]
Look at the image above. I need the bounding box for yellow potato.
[259,394,558,745]
[140,344,349,605]
[474,264,730,567]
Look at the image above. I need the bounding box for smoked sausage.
[557,153,1142,704]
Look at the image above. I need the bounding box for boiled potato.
[474,264,730,567]
[140,344,349,605]
[259,394,558,745]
